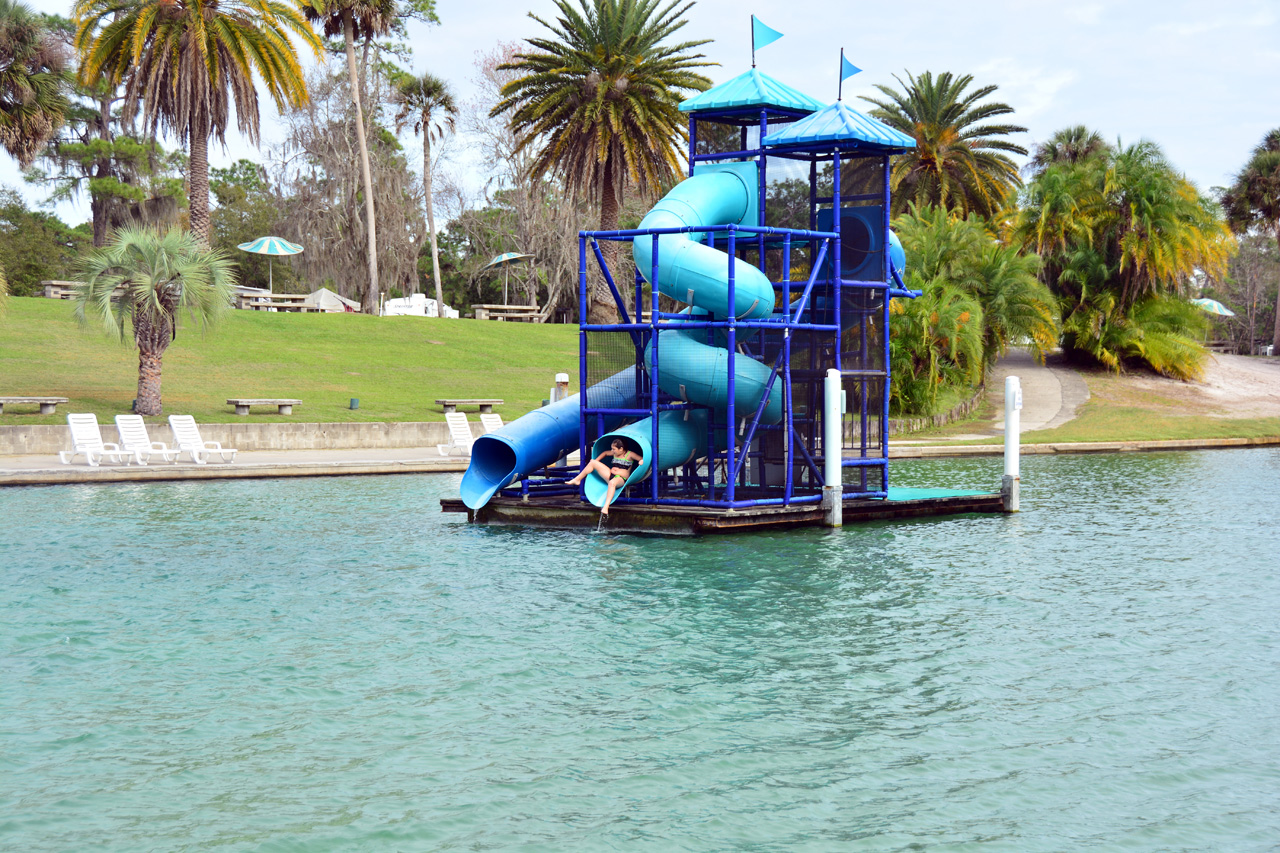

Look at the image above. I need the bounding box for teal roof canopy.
[679,69,825,115]
[762,101,917,150]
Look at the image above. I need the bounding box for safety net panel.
[583,329,646,409]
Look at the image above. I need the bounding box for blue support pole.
[650,233,661,503]
[588,239,636,329]
[881,153,893,494]
[688,117,697,178]
[726,226,737,505]
[832,154,842,374]
[783,232,793,505]
[578,235,589,466]
[758,109,768,271]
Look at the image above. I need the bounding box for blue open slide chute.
[461,162,781,510]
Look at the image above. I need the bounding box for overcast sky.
[7,0,1278,225]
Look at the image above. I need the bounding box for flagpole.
[750,15,756,67]
[838,48,844,101]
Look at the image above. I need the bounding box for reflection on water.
[3,450,1279,851]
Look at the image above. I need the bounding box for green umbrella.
[483,252,533,304]
[237,236,304,295]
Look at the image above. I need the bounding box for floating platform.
[440,487,1010,536]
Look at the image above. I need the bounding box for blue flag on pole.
[841,54,862,80]
[752,16,783,52]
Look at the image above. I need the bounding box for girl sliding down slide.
[566,439,643,515]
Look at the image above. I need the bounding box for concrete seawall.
[0,421,475,457]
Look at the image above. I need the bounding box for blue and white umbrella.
[237,236,304,294]
[1191,298,1235,317]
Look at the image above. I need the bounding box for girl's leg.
[568,458,611,485]
[602,476,623,513]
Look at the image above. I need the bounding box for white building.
[381,293,459,319]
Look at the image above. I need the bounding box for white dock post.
[823,369,843,528]
[1003,375,1021,512]
[552,372,571,467]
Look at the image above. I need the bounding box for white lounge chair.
[437,412,473,456]
[58,413,142,466]
[480,413,504,434]
[168,415,237,464]
[114,414,179,464]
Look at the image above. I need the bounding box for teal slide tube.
[582,409,709,508]
[645,331,782,425]
[460,367,638,509]
[632,168,774,320]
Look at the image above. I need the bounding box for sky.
[6,0,1279,226]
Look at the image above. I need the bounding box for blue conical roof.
[762,101,916,150]
[679,69,826,114]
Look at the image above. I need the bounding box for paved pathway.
[894,349,1091,443]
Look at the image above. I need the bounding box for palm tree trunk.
[344,11,380,314]
[188,117,211,247]
[589,158,621,324]
[424,131,445,315]
[1272,226,1280,352]
[136,348,164,415]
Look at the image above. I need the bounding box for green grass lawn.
[0,297,580,425]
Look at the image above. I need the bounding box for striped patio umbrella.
[237,236,304,294]
[1191,298,1235,317]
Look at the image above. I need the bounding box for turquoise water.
[3,450,1279,851]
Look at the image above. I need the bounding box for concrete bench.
[436,398,503,414]
[227,398,302,415]
[0,396,69,414]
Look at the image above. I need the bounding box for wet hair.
[611,439,624,449]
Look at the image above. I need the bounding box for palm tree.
[303,0,395,313]
[73,0,320,248]
[0,0,69,167]
[1221,129,1280,351]
[888,280,984,414]
[394,71,456,316]
[1015,138,1232,378]
[862,70,1027,218]
[491,0,713,323]
[75,227,235,415]
[1026,125,1109,176]
[893,204,1058,368]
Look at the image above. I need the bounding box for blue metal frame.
[501,103,910,510]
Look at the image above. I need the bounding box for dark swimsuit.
[609,454,635,481]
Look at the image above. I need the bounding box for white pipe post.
[552,372,571,467]
[823,368,843,528]
[1003,375,1021,512]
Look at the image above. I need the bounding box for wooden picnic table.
[472,304,541,322]
[238,294,318,313]
[0,396,69,414]
[436,398,503,414]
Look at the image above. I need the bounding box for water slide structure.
[462,163,781,510]
[460,66,924,518]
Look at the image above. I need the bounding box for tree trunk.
[90,93,113,247]
[91,195,110,247]
[589,158,621,325]
[188,117,211,247]
[135,348,164,415]
[344,12,380,314]
[1273,226,1280,353]
[424,130,445,315]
